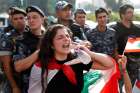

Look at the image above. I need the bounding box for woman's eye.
[56,36,63,40]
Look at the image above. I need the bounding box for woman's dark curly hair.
[39,24,73,93]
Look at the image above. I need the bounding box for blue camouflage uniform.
[12,5,45,93]
[12,30,42,93]
[0,27,28,93]
[86,26,117,57]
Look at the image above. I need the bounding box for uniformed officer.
[54,1,88,42]
[0,7,27,93]
[4,7,27,33]
[74,9,90,33]
[13,5,45,93]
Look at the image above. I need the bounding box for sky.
[76,0,140,5]
[130,0,140,5]
[76,0,106,9]
[76,0,140,8]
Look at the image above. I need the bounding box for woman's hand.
[71,41,91,54]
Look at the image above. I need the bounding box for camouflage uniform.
[13,30,43,93]
[86,26,117,57]
[0,27,28,93]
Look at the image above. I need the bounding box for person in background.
[54,1,88,42]
[0,7,27,93]
[13,5,45,93]
[27,24,115,93]
[74,9,90,33]
[111,4,140,87]
[86,7,117,58]
[54,0,73,27]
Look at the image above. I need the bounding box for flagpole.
[122,38,129,56]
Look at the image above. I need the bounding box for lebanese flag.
[132,80,140,93]
[125,37,140,53]
[82,58,120,93]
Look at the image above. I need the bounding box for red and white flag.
[132,80,140,93]
[82,58,120,93]
[124,37,140,53]
[124,37,140,93]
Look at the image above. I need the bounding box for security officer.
[54,1,88,41]
[86,8,117,57]
[0,7,27,93]
[13,5,45,93]
[74,9,90,33]
[4,7,27,33]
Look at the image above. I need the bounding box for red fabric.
[35,61,41,67]
[47,58,77,85]
[136,80,140,89]
[101,58,121,93]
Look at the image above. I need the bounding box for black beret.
[26,5,45,17]
[74,9,86,15]
[10,7,26,16]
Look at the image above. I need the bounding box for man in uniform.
[74,9,90,33]
[13,5,45,93]
[0,7,27,93]
[55,1,88,42]
[86,8,117,58]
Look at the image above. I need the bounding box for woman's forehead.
[56,28,69,35]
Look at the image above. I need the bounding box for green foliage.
[109,12,120,22]
[86,13,96,22]
[134,14,140,21]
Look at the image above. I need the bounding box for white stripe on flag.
[89,67,114,93]
[132,80,140,93]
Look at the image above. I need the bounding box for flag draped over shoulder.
[125,37,140,53]
[82,58,120,93]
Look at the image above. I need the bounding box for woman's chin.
[62,50,71,54]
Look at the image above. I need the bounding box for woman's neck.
[55,53,68,61]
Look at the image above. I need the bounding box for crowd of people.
[0,0,140,93]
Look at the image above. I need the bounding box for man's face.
[96,12,108,27]
[122,8,134,21]
[75,13,86,26]
[27,12,44,31]
[11,14,26,30]
[57,6,72,21]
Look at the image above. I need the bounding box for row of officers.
[0,0,140,93]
